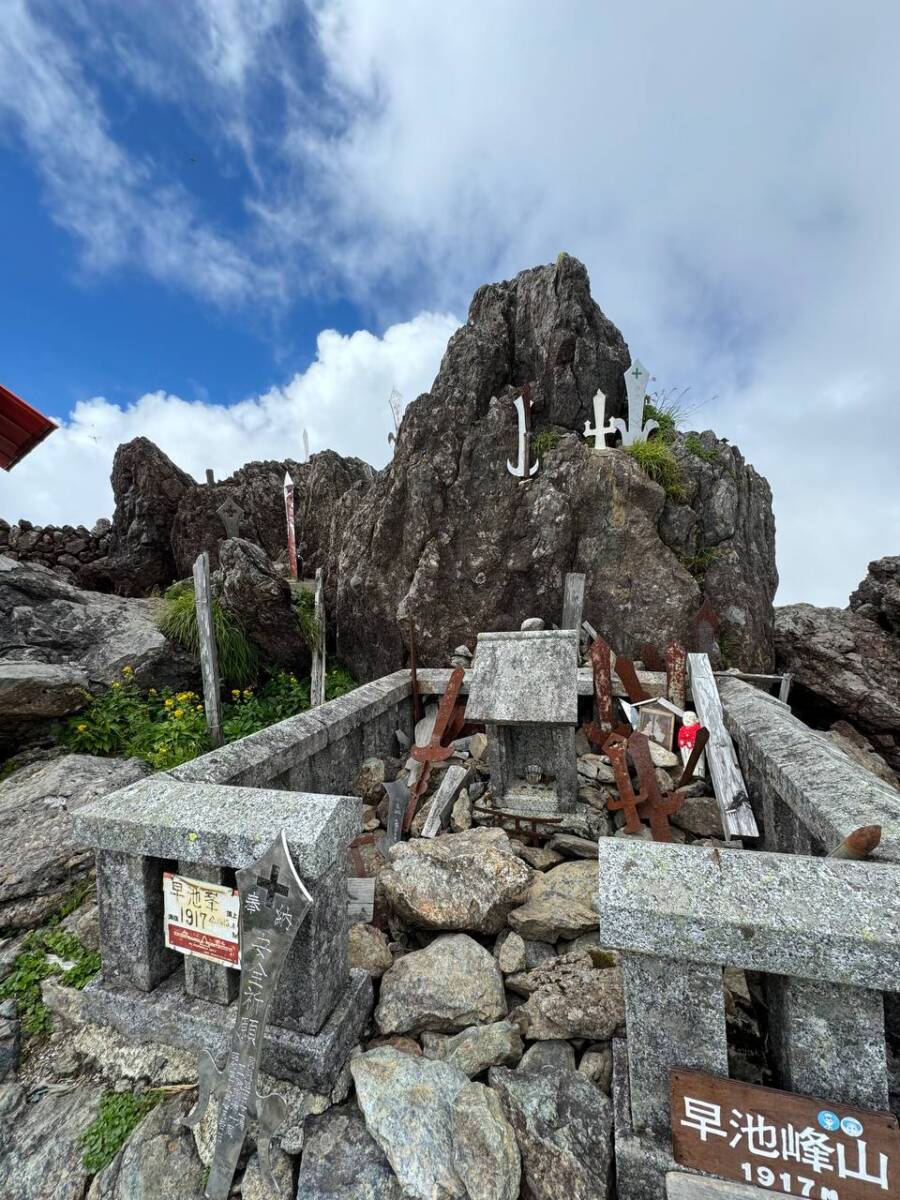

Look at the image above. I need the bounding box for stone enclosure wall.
[0,518,111,580]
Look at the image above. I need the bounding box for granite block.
[74,779,361,879]
[767,975,889,1109]
[622,952,728,1138]
[597,839,900,990]
[465,629,579,726]
[51,968,373,1091]
[720,678,900,864]
[96,850,179,992]
[612,1036,677,1200]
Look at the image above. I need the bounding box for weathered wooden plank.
[687,654,758,839]
[561,572,586,630]
[310,567,326,707]
[421,764,469,838]
[347,877,375,923]
[666,1171,791,1200]
[192,551,224,748]
[778,671,792,704]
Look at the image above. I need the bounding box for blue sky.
[1,1,898,606]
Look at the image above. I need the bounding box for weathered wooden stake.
[309,567,326,707]
[283,471,298,579]
[561,572,586,630]
[192,551,224,749]
[205,468,215,486]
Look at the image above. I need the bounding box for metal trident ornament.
[583,389,617,451]
[184,832,312,1200]
[507,385,539,479]
[613,360,658,446]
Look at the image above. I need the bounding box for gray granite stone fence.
[719,678,900,863]
[597,838,899,1200]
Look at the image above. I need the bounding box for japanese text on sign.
[671,1069,899,1200]
[163,871,240,968]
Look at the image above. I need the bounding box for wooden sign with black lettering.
[671,1069,899,1200]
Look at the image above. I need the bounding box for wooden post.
[561,572,586,630]
[778,672,792,705]
[687,653,758,839]
[283,471,298,579]
[310,567,326,707]
[192,551,224,748]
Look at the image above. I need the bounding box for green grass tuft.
[532,429,561,457]
[80,1091,164,1173]
[679,546,720,581]
[642,401,677,444]
[625,438,685,502]
[156,581,258,687]
[684,432,718,463]
[292,587,320,652]
[0,918,101,1040]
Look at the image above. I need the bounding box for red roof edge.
[0,384,59,471]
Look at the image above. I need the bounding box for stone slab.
[667,1173,791,1199]
[597,839,900,990]
[418,666,671,700]
[612,1036,679,1200]
[0,661,90,717]
[170,710,328,785]
[720,677,900,863]
[53,967,372,1091]
[465,629,579,726]
[74,778,361,879]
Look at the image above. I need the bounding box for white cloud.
[0,311,458,527]
[2,1,898,603]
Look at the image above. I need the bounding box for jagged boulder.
[776,563,900,775]
[850,555,900,635]
[329,257,777,680]
[80,437,194,595]
[218,538,308,672]
[170,450,375,578]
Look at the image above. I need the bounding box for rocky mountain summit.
[3,256,779,687]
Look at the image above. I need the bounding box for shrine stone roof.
[465,628,579,726]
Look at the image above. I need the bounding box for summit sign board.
[671,1070,899,1200]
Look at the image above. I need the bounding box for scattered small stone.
[576,755,616,784]
[671,793,724,837]
[366,1035,423,1057]
[520,618,545,631]
[510,953,626,1040]
[557,931,619,968]
[450,789,472,832]
[507,860,597,942]
[546,834,599,859]
[647,741,680,768]
[295,1102,403,1199]
[349,923,394,978]
[517,844,563,871]
[578,1045,613,1093]
[495,930,527,974]
[424,1020,524,1077]
[519,1040,575,1072]
[375,934,507,1035]
[352,757,390,805]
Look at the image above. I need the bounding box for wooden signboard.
[671,1069,900,1200]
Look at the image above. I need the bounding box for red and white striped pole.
[284,471,298,578]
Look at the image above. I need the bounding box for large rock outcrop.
[81,437,195,595]
[776,556,900,774]
[218,538,308,672]
[328,256,777,680]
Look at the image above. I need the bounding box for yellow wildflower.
[122,665,133,676]
[174,708,184,718]
[149,688,157,695]
[110,681,120,689]
[196,704,203,712]
[243,689,253,698]
[231,689,240,697]
[164,698,174,709]
[76,723,87,732]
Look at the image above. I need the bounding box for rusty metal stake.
[410,668,465,764]
[628,730,685,843]
[615,654,649,703]
[676,726,709,789]
[604,732,648,835]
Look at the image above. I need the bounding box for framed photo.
[636,703,676,751]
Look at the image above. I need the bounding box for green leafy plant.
[156,581,259,687]
[0,924,101,1039]
[625,438,685,502]
[684,432,718,463]
[532,429,561,457]
[292,587,320,652]
[62,665,356,768]
[80,1091,164,1173]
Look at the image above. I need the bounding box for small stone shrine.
[72,776,371,1092]
[465,628,579,814]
